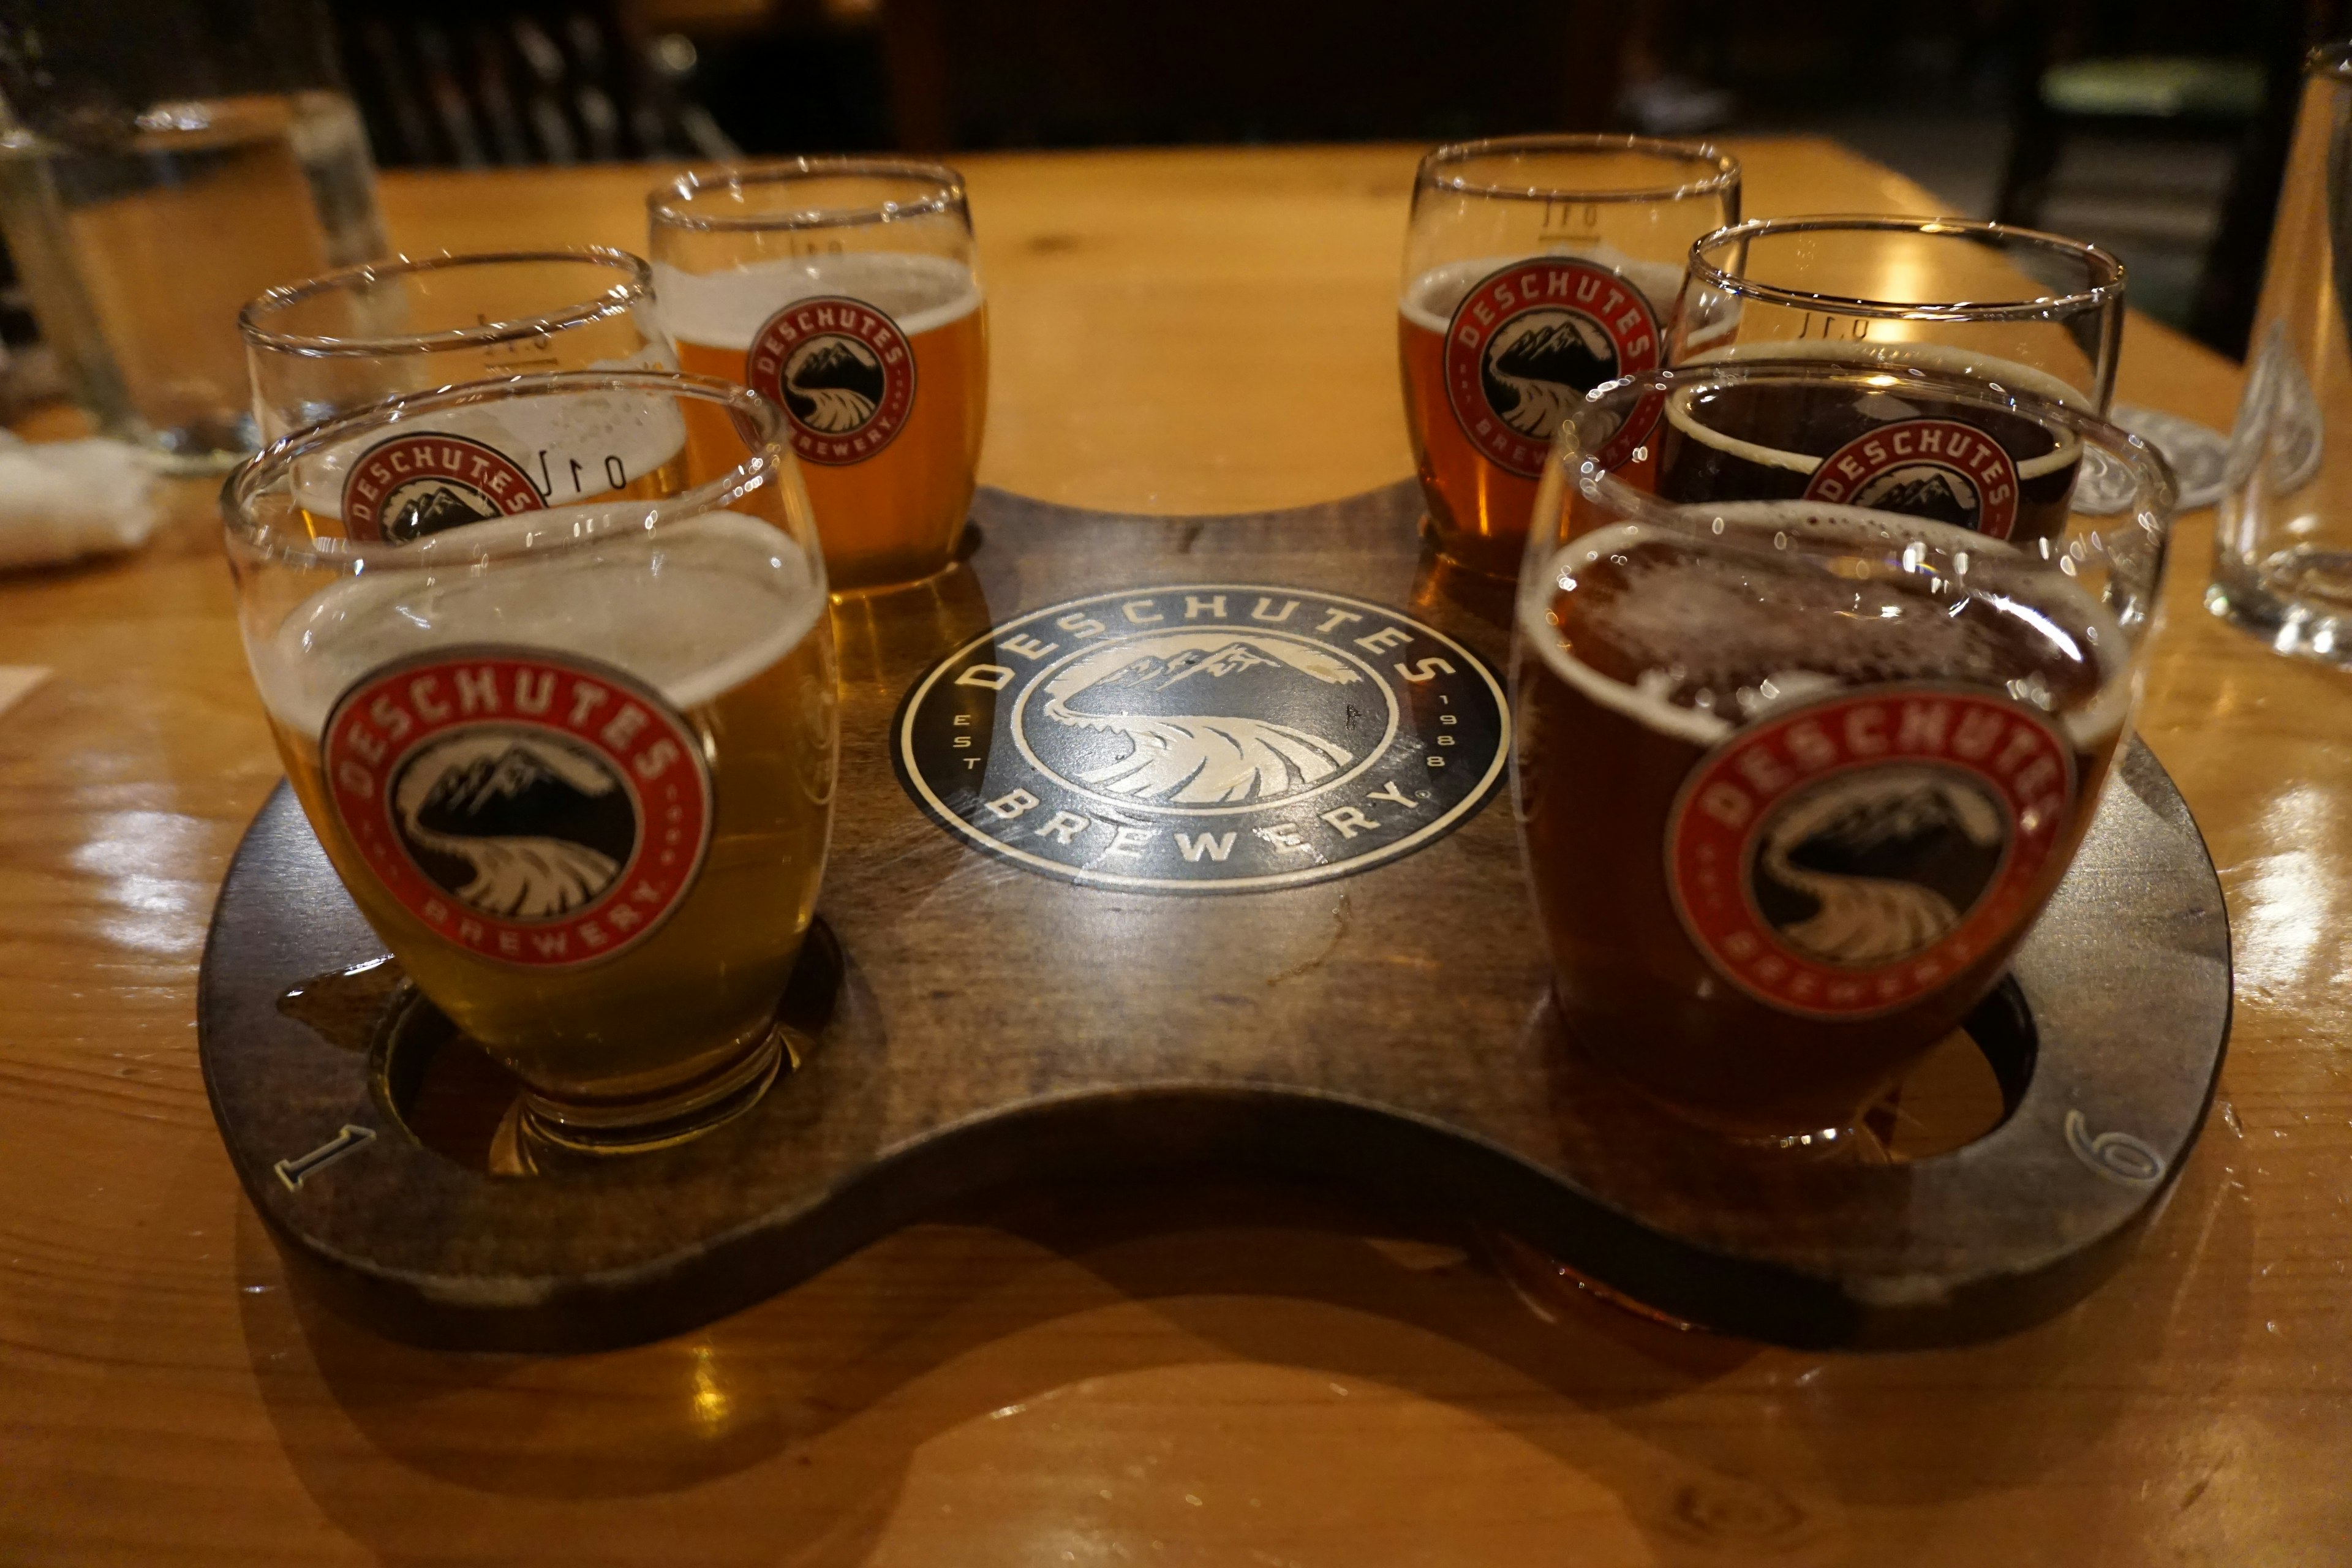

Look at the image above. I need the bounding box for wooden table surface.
[2,140,2344,1565]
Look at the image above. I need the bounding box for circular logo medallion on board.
[895,585,1509,892]
[745,295,916,466]
[1665,685,2076,1019]
[1801,418,2021,541]
[1443,257,1664,478]
[341,432,545,543]
[322,647,714,968]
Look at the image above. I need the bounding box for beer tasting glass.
[648,159,989,593]
[1515,360,2174,1140]
[1399,134,1740,577]
[1671,216,2126,413]
[241,251,680,543]
[242,248,676,441]
[224,371,840,1156]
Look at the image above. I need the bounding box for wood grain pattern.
[2,141,2346,1565]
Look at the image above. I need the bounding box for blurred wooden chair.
[328,0,740,167]
[875,0,1634,151]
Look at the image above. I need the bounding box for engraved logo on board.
[1801,418,2022,541]
[323,647,713,967]
[745,294,916,466]
[1666,685,2075,1019]
[895,586,1509,892]
[1443,258,1663,478]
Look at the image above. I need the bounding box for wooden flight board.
[197,482,2233,1352]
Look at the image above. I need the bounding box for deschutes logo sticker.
[746,295,915,466]
[895,585,1509,892]
[1801,418,2021,541]
[342,432,545,543]
[323,648,713,967]
[1666,685,2075,1019]
[1444,258,1663,478]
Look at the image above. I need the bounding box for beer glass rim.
[1416,134,1740,204]
[221,369,796,571]
[2309,39,2352,81]
[1687,216,2126,322]
[648,157,968,233]
[239,248,657,358]
[1539,360,2176,582]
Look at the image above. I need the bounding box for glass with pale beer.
[649,159,987,593]
[1515,361,2173,1139]
[1399,134,1738,577]
[225,372,839,1156]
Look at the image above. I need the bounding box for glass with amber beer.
[1399,135,1739,577]
[224,372,839,1155]
[649,159,987,593]
[1515,360,2174,1139]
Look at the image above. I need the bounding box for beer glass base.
[1417,512,1527,580]
[512,1025,796,1161]
[2206,558,2352,665]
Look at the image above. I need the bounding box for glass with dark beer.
[1515,361,2174,1139]
[225,372,839,1155]
[649,159,987,593]
[1400,135,1739,576]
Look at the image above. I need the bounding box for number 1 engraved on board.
[274,1125,378,1191]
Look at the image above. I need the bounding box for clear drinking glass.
[240,251,681,541]
[2210,40,2352,662]
[1515,360,2173,1139]
[0,49,388,467]
[224,371,839,1156]
[648,159,988,593]
[241,248,676,439]
[1672,216,2126,413]
[1398,134,1740,577]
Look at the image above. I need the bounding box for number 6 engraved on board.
[2065,1109,2164,1186]
[274,1125,378,1191]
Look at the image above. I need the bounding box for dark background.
[314,0,2352,358]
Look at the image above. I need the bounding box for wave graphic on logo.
[784,338,884,433]
[1483,312,1616,439]
[1754,769,2006,967]
[392,733,632,920]
[1038,633,1364,805]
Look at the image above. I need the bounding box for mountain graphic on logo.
[393,733,636,919]
[1854,467,1980,530]
[1483,311,1616,439]
[387,481,499,542]
[1035,633,1368,806]
[783,336,885,432]
[1750,768,2008,967]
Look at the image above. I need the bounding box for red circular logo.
[323,649,713,968]
[341,433,545,543]
[1665,686,2076,1019]
[745,294,916,466]
[1442,258,1663,478]
[1801,418,2021,541]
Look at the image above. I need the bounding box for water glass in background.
[0,0,387,469]
[2212,40,2352,663]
